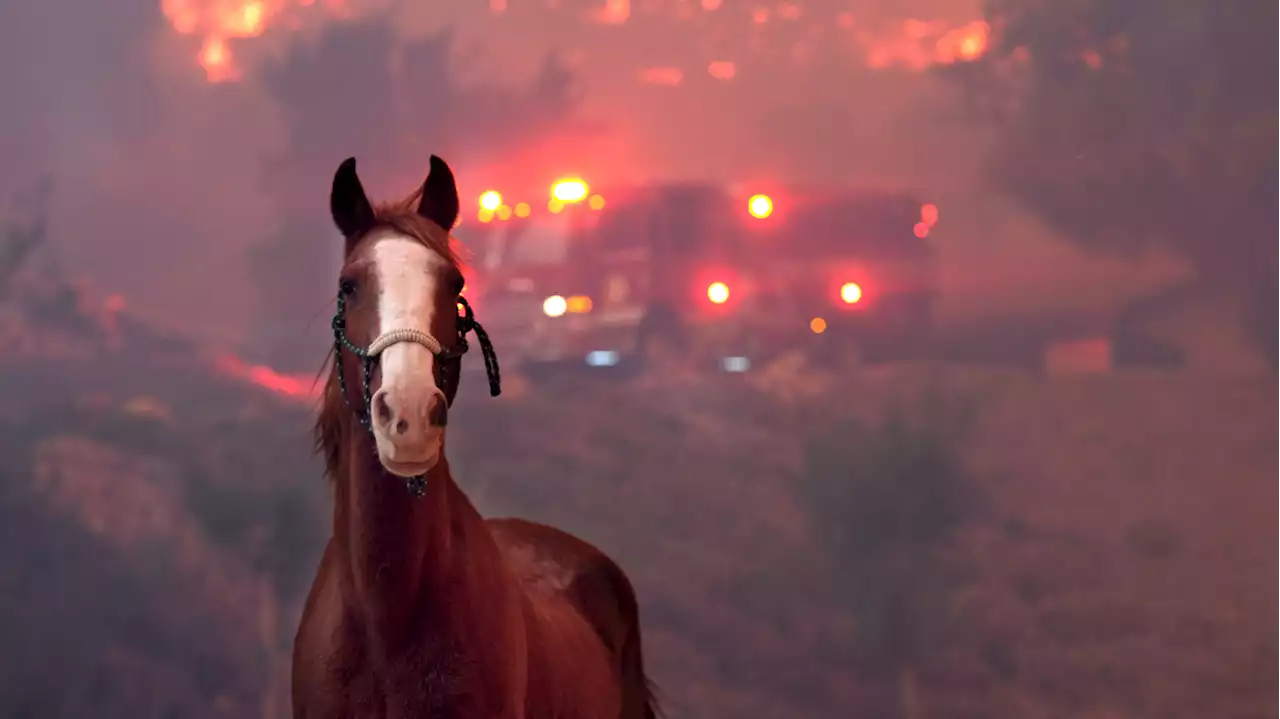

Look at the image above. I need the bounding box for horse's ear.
[417,155,459,232]
[331,157,375,239]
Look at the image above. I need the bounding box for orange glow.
[552,178,589,203]
[638,66,684,86]
[748,194,773,219]
[161,0,327,82]
[514,202,531,218]
[913,222,930,238]
[708,61,736,80]
[213,353,319,402]
[478,209,495,223]
[707,282,730,304]
[496,205,512,221]
[479,190,503,212]
[198,37,238,81]
[840,282,863,304]
[588,194,606,210]
[921,203,939,226]
[860,19,990,71]
[548,199,565,214]
[809,317,827,334]
[594,0,629,24]
[566,295,594,313]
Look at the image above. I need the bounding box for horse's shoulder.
[486,518,605,560]
[486,517,638,643]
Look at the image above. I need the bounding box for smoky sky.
[2,0,1179,350]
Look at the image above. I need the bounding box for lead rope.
[457,295,501,398]
[331,292,501,498]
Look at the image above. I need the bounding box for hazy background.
[0,0,1275,716]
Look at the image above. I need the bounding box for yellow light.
[588,194,605,210]
[496,204,512,221]
[478,209,494,223]
[707,282,730,304]
[548,199,565,214]
[479,190,502,212]
[542,295,568,317]
[566,295,593,313]
[840,282,863,304]
[810,317,827,334]
[552,178,589,203]
[514,202,531,218]
[748,194,773,219]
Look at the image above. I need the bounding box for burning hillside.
[160,0,991,83]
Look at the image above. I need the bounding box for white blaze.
[373,233,445,433]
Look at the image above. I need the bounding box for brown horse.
[292,156,660,719]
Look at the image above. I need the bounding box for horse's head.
[327,155,493,479]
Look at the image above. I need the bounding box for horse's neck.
[334,432,505,652]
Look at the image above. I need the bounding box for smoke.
[246,12,583,368]
[1,0,1006,352]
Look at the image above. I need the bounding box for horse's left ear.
[417,155,460,232]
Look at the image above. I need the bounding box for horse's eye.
[339,279,358,296]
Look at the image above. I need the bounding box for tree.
[0,177,53,300]
[941,0,1277,364]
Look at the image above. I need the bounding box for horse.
[291,155,660,719]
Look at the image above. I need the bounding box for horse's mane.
[313,191,466,481]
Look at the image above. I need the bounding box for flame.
[213,353,321,401]
[593,0,630,25]
[859,18,991,70]
[160,0,346,82]
[637,66,684,86]
[707,60,736,80]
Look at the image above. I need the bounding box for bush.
[797,391,983,716]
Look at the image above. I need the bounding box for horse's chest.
[297,631,514,719]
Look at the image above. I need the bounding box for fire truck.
[454,178,938,374]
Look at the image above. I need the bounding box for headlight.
[543,295,568,317]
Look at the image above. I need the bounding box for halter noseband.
[331,291,501,497]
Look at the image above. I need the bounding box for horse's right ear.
[331,157,375,240]
[416,155,460,232]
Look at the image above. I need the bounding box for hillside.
[1,337,1274,717]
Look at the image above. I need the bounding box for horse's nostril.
[394,419,409,435]
[374,394,393,425]
[429,401,448,428]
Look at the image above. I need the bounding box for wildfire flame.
[160,0,348,82]
[213,353,321,402]
[860,19,991,70]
